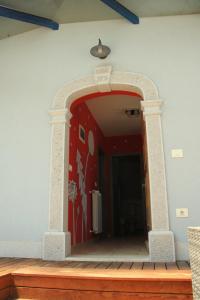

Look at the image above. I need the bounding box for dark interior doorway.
[112,155,147,237]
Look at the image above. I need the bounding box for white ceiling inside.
[0,0,200,39]
[86,94,142,137]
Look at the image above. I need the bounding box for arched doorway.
[43,65,175,262]
[68,90,147,260]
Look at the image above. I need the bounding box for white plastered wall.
[0,14,200,259]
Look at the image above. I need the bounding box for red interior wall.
[69,97,143,246]
[69,102,105,245]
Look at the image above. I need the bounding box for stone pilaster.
[43,109,72,260]
[141,100,175,262]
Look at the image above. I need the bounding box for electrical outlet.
[176,208,188,218]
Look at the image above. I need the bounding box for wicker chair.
[188,227,200,300]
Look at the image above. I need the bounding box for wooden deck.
[0,258,193,299]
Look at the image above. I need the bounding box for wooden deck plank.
[41,261,62,267]
[11,266,191,280]
[64,261,80,268]
[107,262,122,269]
[0,287,10,300]
[84,262,100,269]
[0,258,31,275]
[166,262,178,270]
[155,263,166,270]
[95,262,112,269]
[42,261,72,268]
[0,274,11,290]
[58,261,77,268]
[0,258,24,268]
[78,261,90,268]
[73,261,90,268]
[11,286,193,300]
[177,261,190,270]
[11,268,192,295]
[143,262,155,270]
[0,258,16,266]
[131,262,143,270]
[119,262,133,270]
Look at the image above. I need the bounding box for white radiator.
[92,190,102,234]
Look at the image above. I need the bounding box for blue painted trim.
[0,6,59,30]
[100,0,139,24]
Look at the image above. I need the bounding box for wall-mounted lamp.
[90,39,111,59]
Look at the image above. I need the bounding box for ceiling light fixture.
[90,39,111,59]
[125,109,140,118]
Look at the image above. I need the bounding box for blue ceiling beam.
[0,6,59,30]
[100,0,139,24]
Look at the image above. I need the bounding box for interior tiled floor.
[68,235,149,262]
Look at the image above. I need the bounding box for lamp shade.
[90,39,111,59]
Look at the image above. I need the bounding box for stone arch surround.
[43,65,175,262]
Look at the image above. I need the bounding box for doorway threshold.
[68,236,149,262]
[65,255,150,262]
